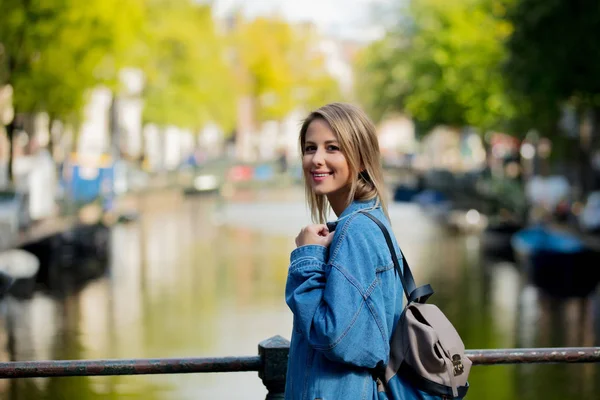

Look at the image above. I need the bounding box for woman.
[285,103,435,399]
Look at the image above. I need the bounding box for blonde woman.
[285,103,437,399]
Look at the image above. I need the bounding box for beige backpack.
[360,211,471,399]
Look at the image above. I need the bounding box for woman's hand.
[295,224,334,248]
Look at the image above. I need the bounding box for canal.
[0,187,598,399]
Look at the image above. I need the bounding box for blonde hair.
[299,103,389,223]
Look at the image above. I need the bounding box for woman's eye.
[327,145,340,151]
[304,146,316,153]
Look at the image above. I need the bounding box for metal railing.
[0,336,599,399]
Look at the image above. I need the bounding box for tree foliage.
[232,16,342,122]
[0,0,144,181]
[139,0,237,132]
[505,0,600,133]
[0,0,144,121]
[356,0,516,134]
[505,0,600,194]
[0,0,343,176]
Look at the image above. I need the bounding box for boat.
[481,220,523,260]
[413,190,487,233]
[511,226,600,297]
[392,184,422,203]
[413,190,452,221]
[0,249,39,299]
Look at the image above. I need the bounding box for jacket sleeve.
[285,230,390,368]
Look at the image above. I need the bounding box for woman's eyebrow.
[304,140,339,145]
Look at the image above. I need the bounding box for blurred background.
[0,0,599,399]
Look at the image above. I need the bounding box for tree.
[139,0,237,133]
[505,0,600,194]
[355,0,516,135]
[232,16,301,123]
[231,16,342,124]
[0,0,144,182]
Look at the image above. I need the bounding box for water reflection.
[0,189,598,399]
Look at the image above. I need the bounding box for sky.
[211,0,393,42]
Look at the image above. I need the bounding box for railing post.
[259,335,290,400]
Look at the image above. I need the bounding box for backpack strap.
[359,210,433,304]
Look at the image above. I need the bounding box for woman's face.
[302,119,351,202]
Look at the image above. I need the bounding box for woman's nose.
[311,148,325,166]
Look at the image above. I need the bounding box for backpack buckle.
[452,354,464,376]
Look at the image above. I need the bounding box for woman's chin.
[312,188,328,196]
[310,184,330,196]
[310,182,351,198]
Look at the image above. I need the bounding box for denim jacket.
[285,199,441,400]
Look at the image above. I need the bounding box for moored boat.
[511,226,600,297]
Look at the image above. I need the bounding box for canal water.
[0,187,598,399]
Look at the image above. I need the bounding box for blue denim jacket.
[285,199,440,400]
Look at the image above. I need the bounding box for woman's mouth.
[312,172,332,182]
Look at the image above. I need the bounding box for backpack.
[359,211,471,399]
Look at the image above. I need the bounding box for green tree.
[506,0,600,120]
[139,0,237,133]
[233,16,301,123]
[0,0,144,182]
[232,16,342,124]
[356,0,515,135]
[505,0,600,193]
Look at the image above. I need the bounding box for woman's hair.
[299,102,389,223]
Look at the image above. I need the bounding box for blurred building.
[377,115,417,166]
[115,68,145,160]
[414,126,486,172]
[315,36,357,97]
[197,122,226,161]
[78,87,113,156]
[142,124,195,171]
[0,85,14,187]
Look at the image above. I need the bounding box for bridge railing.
[0,336,598,399]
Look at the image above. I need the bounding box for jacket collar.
[338,197,378,219]
[327,197,379,231]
